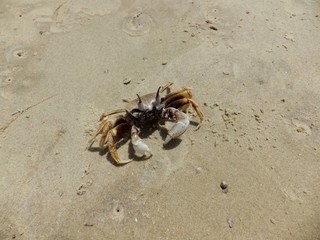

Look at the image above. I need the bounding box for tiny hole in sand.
[16,51,23,57]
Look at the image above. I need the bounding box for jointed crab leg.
[163,86,192,103]
[99,109,127,121]
[88,109,127,149]
[160,82,174,94]
[166,98,204,123]
[105,124,151,164]
[107,124,133,164]
[87,120,110,149]
[87,116,127,149]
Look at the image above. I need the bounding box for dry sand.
[1,0,320,239]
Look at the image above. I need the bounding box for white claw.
[133,139,152,156]
[131,127,152,157]
[164,110,189,144]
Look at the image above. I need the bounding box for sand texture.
[0,0,320,239]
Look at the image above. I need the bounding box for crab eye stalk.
[137,94,142,103]
[155,86,161,105]
[137,94,146,111]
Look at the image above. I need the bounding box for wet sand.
[0,0,320,239]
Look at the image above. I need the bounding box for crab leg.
[166,98,204,124]
[99,109,127,121]
[131,126,152,157]
[163,87,193,103]
[87,117,127,149]
[163,108,190,144]
[107,126,133,164]
[87,120,111,149]
[160,82,174,94]
[98,121,114,149]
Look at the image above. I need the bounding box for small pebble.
[123,78,131,85]
[209,25,218,31]
[195,167,203,173]
[227,218,234,228]
[220,181,228,193]
[84,223,94,227]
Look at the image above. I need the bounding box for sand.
[0,0,320,239]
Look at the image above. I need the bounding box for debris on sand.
[220,181,229,193]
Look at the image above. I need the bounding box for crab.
[88,82,204,164]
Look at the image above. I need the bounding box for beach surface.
[0,0,320,239]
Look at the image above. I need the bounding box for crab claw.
[164,109,189,144]
[131,126,152,157]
